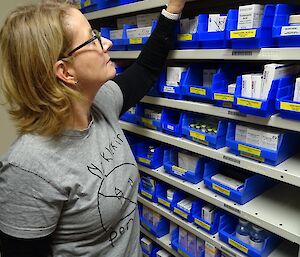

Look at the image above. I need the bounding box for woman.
[0,0,186,256]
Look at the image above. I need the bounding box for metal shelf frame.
[138,196,298,257]
[139,165,300,245]
[121,121,300,187]
[141,96,300,133]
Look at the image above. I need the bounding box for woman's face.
[66,8,116,98]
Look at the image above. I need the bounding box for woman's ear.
[54,60,77,86]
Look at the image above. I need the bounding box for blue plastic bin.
[124,132,142,156]
[120,105,137,124]
[161,109,184,137]
[80,0,107,13]
[171,228,205,257]
[163,148,206,184]
[226,122,300,166]
[219,217,281,257]
[234,75,294,118]
[173,198,203,223]
[182,113,228,149]
[273,4,300,47]
[140,214,170,238]
[139,175,158,203]
[276,77,300,120]
[198,11,237,49]
[156,183,187,211]
[176,17,200,49]
[134,140,164,169]
[136,104,164,131]
[141,244,159,257]
[229,5,276,49]
[203,160,275,204]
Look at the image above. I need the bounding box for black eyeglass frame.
[67,29,103,56]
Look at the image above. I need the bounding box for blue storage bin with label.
[273,4,300,47]
[203,160,275,204]
[159,68,186,100]
[182,64,225,101]
[156,183,187,211]
[126,20,157,50]
[198,10,237,49]
[161,109,184,137]
[176,16,200,49]
[229,5,276,49]
[147,78,163,97]
[182,113,228,149]
[276,76,300,120]
[124,132,142,156]
[219,217,281,257]
[80,0,107,13]
[139,175,158,203]
[226,122,300,166]
[140,214,170,238]
[120,105,137,124]
[173,198,203,223]
[135,140,164,169]
[136,104,164,131]
[234,75,293,118]
[171,228,205,257]
[141,243,159,257]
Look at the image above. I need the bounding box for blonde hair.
[0,1,83,138]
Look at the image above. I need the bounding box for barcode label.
[224,203,241,214]
[220,247,236,257]
[232,51,253,56]
[223,155,241,164]
[227,110,247,118]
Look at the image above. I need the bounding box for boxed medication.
[261,130,280,151]
[201,204,216,224]
[187,233,197,256]
[117,16,137,29]
[196,238,205,255]
[179,227,188,250]
[141,236,153,253]
[180,18,191,33]
[235,124,247,143]
[166,66,187,86]
[144,108,162,120]
[203,69,217,87]
[126,26,152,38]
[251,74,263,99]
[178,198,193,213]
[167,188,175,202]
[136,12,159,28]
[109,29,123,40]
[211,173,244,191]
[237,4,264,30]
[178,150,199,171]
[205,241,219,257]
[156,250,171,257]
[246,126,262,147]
[189,17,199,33]
[293,77,300,102]
[152,212,162,227]
[241,74,252,98]
[228,83,236,94]
[208,14,227,32]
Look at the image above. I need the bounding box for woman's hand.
[166,0,187,14]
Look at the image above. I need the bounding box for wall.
[0,0,40,155]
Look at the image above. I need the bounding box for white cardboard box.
[201,204,216,223]
[141,237,153,253]
[293,77,300,102]
[205,241,219,257]
[166,67,187,86]
[211,174,244,191]
[187,233,197,256]
[251,74,263,99]
[237,4,264,30]
[179,227,188,250]
[235,124,248,143]
[203,69,217,87]
[261,131,280,151]
[126,26,152,38]
[136,13,159,28]
[241,74,252,98]
[246,126,262,147]
[228,83,236,94]
[109,29,123,40]
[180,18,191,33]
[178,151,199,171]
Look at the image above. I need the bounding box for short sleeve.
[0,164,67,239]
[93,80,124,118]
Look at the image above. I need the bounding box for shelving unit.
[85,1,300,256]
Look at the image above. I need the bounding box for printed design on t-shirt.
[87,133,138,247]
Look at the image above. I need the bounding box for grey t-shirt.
[0,81,142,257]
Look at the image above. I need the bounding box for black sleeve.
[112,13,178,115]
[0,231,52,257]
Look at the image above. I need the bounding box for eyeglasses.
[67,29,103,56]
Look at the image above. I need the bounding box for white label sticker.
[281,26,300,36]
[163,86,175,93]
[167,125,174,130]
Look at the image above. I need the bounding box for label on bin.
[237,98,262,109]
[190,131,206,141]
[138,157,151,165]
[240,152,265,162]
[281,26,300,36]
[141,118,153,125]
[83,0,91,7]
[190,87,206,96]
[174,207,188,219]
[158,198,171,208]
[177,34,193,41]
[130,38,142,44]
[141,190,152,200]
[194,218,211,231]
[230,29,256,39]
[212,183,230,196]
[178,249,190,257]
[172,165,187,175]
[223,102,233,108]
[163,86,175,93]
[214,93,234,102]
[167,124,174,131]
[228,238,249,254]
[280,102,300,112]
[192,137,209,146]
[142,222,151,232]
[142,253,150,257]
[238,144,261,156]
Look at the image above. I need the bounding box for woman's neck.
[65,100,92,130]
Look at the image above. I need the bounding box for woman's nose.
[101,37,113,52]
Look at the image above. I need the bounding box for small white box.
[241,74,252,98]
[289,14,300,25]
[201,204,216,224]
[237,4,264,30]
[228,83,236,94]
[246,126,262,147]
[152,212,162,227]
[251,74,263,99]
[293,77,300,102]
[205,241,219,257]
[117,16,137,29]
[179,227,188,250]
[166,67,187,86]
[156,250,171,257]
[167,188,175,202]
[219,15,227,31]
[148,209,154,226]
[178,198,193,213]
[235,124,248,143]
[178,151,199,171]
[196,238,205,256]
[208,14,227,32]
[143,206,151,222]
[203,69,217,87]
[189,17,199,33]
[180,18,191,34]
[126,26,152,38]
[187,233,197,256]
[211,173,244,191]
[141,237,153,253]
[136,13,159,28]
[261,131,280,151]
[109,29,123,40]
[127,107,136,115]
